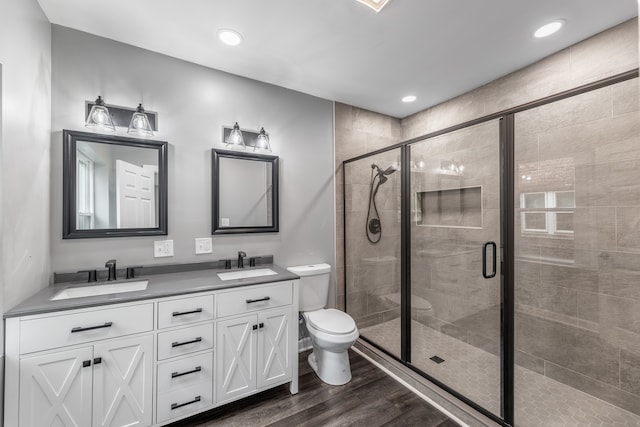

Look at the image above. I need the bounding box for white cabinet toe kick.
[5,279,300,427]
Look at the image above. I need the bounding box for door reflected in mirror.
[63,130,168,239]
[212,149,279,234]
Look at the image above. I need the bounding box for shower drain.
[430,355,445,364]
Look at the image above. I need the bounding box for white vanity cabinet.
[8,302,155,427]
[215,282,296,404]
[5,278,299,427]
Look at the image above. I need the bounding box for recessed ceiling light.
[402,95,417,103]
[534,20,564,38]
[355,0,391,13]
[217,29,244,46]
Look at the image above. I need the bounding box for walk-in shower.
[343,71,640,427]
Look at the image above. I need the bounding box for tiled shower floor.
[362,318,640,427]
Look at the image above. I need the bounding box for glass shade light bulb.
[128,104,154,137]
[85,96,115,131]
[225,122,245,149]
[255,127,271,152]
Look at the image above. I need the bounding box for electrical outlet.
[154,240,174,258]
[195,237,212,254]
[220,218,230,226]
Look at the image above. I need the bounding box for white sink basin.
[51,280,149,301]
[217,268,277,281]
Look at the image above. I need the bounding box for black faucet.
[105,259,117,281]
[237,251,247,269]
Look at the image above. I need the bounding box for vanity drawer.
[157,352,213,393]
[20,303,154,354]
[158,294,214,329]
[157,323,214,360]
[216,281,293,318]
[157,380,213,424]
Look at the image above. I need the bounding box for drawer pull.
[172,308,203,317]
[71,322,113,333]
[246,296,270,304]
[171,366,202,379]
[171,337,202,348]
[82,360,92,368]
[171,396,201,410]
[93,357,102,365]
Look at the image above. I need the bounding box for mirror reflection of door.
[115,160,156,228]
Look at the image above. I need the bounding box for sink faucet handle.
[78,269,97,283]
[105,259,117,281]
[126,266,142,279]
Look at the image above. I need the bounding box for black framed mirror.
[212,149,279,234]
[63,129,168,239]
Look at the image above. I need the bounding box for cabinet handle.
[171,396,201,410]
[246,296,270,304]
[259,322,264,329]
[82,360,92,368]
[172,308,203,317]
[252,324,258,330]
[171,337,202,348]
[71,322,113,333]
[93,357,102,365]
[171,366,202,378]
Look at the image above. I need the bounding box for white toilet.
[287,263,359,386]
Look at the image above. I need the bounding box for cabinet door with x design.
[216,307,294,404]
[19,346,93,427]
[93,335,153,427]
[17,334,153,427]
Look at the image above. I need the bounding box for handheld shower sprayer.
[366,163,398,244]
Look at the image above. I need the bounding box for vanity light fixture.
[128,104,154,137]
[85,97,158,134]
[255,127,271,152]
[85,96,116,131]
[534,20,564,38]
[355,0,391,12]
[222,124,272,152]
[225,122,246,149]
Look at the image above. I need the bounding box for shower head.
[381,165,398,176]
[372,163,398,178]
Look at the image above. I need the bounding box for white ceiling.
[37,0,638,119]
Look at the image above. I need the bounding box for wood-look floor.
[169,350,458,427]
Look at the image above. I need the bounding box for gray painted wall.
[0,0,52,416]
[50,26,336,303]
[0,0,52,342]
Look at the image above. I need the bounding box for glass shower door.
[344,148,402,358]
[408,119,504,418]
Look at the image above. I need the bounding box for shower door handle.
[482,242,497,279]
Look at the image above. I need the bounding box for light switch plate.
[154,240,174,258]
[220,218,230,226]
[195,237,213,254]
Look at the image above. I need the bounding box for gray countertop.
[5,264,299,318]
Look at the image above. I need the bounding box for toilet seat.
[306,309,356,335]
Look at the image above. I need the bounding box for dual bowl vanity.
[4,264,300,427]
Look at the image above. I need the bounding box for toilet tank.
[287,263,332,311]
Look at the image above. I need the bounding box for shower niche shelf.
[416,186,482,229]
